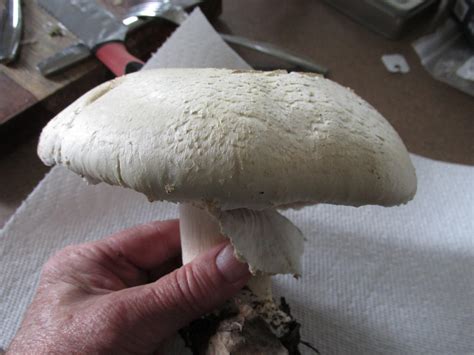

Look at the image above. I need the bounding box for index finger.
[100,219,181,270]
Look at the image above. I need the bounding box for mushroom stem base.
[180,288,303,355]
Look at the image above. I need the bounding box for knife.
[38,0,143,76]
[36,0,201,77]
[38,2,328,77]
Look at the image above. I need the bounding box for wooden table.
[0,0,220,124]
[1,0,473,227]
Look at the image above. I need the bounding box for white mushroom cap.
[38,68,416,210]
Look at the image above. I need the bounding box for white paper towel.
[1,9,473,354]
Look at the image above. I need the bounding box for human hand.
[7,220,250,354]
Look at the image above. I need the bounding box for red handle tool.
[95,42,144,76]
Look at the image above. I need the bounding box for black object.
[452,0,474,47]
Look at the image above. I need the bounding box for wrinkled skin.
[7,220,250,354]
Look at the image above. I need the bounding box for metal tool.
[38,0,143,76]
[37,43,91,77]
[37,0,193,76]
[125,1,328,75]
[219,34,328,75]
[0,0,22,64]
[122,1,199,27]
[38,1,327,76]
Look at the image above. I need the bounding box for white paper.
[1,9,473,354]
[142,8,250,71]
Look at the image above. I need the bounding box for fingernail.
[216,244,250,283]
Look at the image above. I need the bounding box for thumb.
[122,242,251,342]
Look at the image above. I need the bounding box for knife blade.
[37,43,91,77]
[38,0,143,76]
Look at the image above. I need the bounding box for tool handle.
[95,42,143,76]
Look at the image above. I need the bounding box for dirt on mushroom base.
[180,288,317,355]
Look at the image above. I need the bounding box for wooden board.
[0,0,221,124]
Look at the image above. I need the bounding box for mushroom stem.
[179,203,301,354]
[178,203,272,298]
[247,274,273,300]
[179,203,225,264]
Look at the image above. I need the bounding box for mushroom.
[38,68,417,353]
